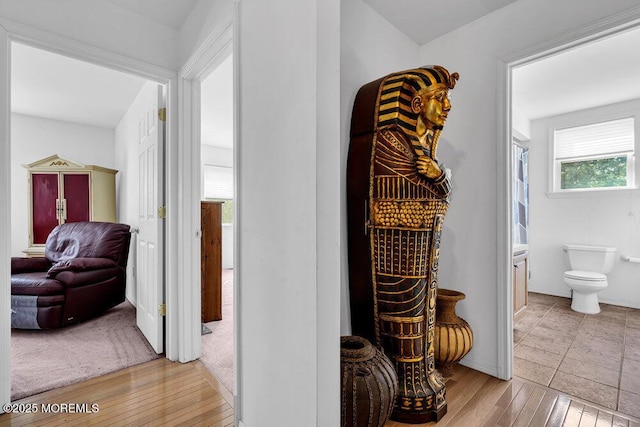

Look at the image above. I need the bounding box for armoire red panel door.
[63,173,90,223]
[32,173,59,244]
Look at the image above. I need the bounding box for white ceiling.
[11,42,147,129]
[513,27,640,122]
[103,0,199,30]
[362,0,520,44]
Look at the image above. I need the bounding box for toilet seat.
[563,270,608,314]
[563,270,606,282]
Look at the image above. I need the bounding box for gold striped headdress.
[376,65,459,157]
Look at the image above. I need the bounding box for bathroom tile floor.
[514,292,640,419]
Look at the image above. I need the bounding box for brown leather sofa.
[11,222,132,329]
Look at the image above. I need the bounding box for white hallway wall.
[526,98,640,309]
[418,0,640,376]
[236,0,341,424]
[10,113,115,256]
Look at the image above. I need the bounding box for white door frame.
[496,8,640,381]
[176,8,237,414]
[0,22,11,408]
[0,17,183,407]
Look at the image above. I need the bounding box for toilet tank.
[563,244,617,274]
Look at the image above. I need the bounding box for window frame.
[547,102,640,197]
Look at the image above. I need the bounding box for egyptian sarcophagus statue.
[347,66,459,423]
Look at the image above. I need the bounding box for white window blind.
[555,117,634,160]
[203,165,233,199]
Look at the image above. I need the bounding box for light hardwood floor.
[0,358,233,427]
[2,359,639,426]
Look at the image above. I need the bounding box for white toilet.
[563,244,616,314]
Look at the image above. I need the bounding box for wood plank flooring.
[0,358,233,427]
[2,358,639,426]
[386,365,640,427]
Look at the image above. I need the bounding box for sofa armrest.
[47,258,118,278]
[11,257,51,274]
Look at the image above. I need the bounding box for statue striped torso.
[370,127,448,420]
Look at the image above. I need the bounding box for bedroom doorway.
[8,41,166,400]
[198,52,235,397]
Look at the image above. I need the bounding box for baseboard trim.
[458,358,499,379]
[528,288,640,310]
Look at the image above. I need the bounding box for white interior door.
[137,84,165,354]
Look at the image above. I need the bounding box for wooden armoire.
[23,154,118,257]
[201,201,223,322]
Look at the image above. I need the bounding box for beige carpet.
[11,300,160,400]
[200,268,234,394]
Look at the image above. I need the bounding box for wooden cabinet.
[24,155,117,257]
[513,250,528,320]
[201,201,223,322]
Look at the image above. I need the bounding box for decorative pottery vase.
[341,336,398,427]
[434,289,473,377]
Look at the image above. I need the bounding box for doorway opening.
[197,52,235,397]
[9,41,166,400]
[505,22,640,416]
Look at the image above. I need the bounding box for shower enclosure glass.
[513,142,529,245]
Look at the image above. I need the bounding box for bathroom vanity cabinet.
[513,249,528,320]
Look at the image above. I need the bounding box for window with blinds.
[203,165,233,199]
[553,117,635,191]
[203,165,234,223]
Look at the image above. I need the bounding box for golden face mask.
[413,85,452,129]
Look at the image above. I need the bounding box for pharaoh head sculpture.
[375,66,459,158]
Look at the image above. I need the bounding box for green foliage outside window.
[560,156,627,189]
[221,200,234,224]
